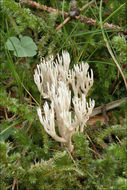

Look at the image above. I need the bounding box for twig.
[80,16,121,30]
[6,185,13,190]
[16,179,19,190]
[66,148,79,169]
[101,104,109,127]
[4,108,8,120]
[105,41,127,90]
[56,0,78,31]
[101,104,113,143]
[27,122,33,133]
[99,0,127,90]
[21,82,40,107]
[20,0,68,16]
[115,136,123,145]
[12,179,17,190]
[84,131,102,159]
[55,17,71,31]
[91,97,127,117]
[56,0,95,31]
[3,109,16,122]
[19,0,122,31]
[89,147,103,158]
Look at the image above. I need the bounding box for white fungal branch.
[34,51,95,152]
[37,104,66,143]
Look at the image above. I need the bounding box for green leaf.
[6,36,38,57]
[6,37,20,51]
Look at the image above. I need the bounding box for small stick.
[19,0,122,31]
[55,17,71,31]
[4,108,8,120]
[101,104,113,143]
[101,104,109,127]
[84,131,102,158]
[115,136,123,145]
[12,179,17,190]
[66,148,79,169]
[6,185,13,190]
[105,41,127,90]
[21,82,40,107]
[56,0,95,31]
[27,122,33,133]
[91,97,127,117]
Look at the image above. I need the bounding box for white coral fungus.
[34,51,95,152]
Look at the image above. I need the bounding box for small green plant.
[6,36,38,57]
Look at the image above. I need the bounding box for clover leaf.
[6,36,38,57]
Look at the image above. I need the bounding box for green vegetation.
[0,0,127,189]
